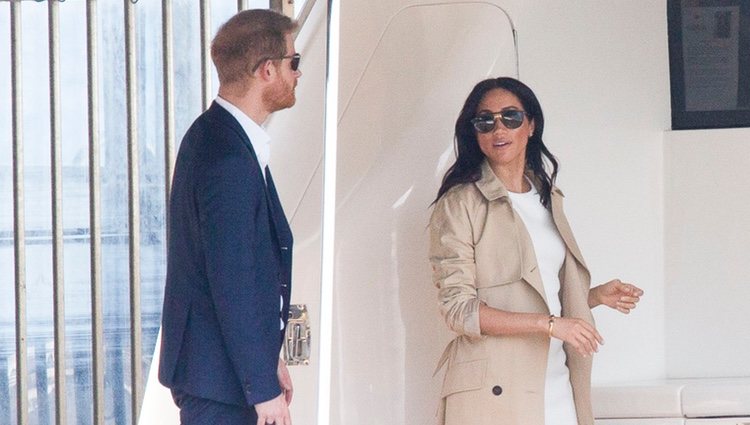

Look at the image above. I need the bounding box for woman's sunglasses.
[252,53,301,72]
[471,110,528,133]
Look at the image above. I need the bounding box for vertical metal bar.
[10,1,29,424]
[86,0,105,424]
[237,0,249,12]
[124,1,143,423]
[48,2,67,423]
[199,0,211,111]
[270,0,294,16]
[162,0,175,202]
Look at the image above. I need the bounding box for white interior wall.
[664,128,750,378]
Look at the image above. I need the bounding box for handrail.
[295,0,318,40]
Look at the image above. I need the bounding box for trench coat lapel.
[475,161,549,307]
[550,187,588,271]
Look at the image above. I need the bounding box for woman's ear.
[528,118,536,138]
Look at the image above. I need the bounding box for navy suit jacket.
[158,102,293,409]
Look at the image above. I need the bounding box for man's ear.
[254,59,276,82]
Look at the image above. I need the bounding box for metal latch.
[283,304,310,366]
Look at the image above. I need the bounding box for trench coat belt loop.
[433,338,459,377]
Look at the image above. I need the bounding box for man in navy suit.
[159,9,301,425]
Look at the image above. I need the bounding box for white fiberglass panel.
[333,2,517,424]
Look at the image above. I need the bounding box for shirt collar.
[215,96,271,170]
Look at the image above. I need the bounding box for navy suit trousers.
[172,389,257,425]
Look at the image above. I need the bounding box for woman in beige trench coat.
[429,78,643,425]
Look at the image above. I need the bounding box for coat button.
[492,385,503,396]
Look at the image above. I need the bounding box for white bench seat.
[593,377,750,424]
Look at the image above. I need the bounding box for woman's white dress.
[508,182,579,425]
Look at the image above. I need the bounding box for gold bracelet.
[548,315,555,338]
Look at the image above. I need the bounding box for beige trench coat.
[429,160,595,425]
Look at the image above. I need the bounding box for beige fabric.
[429,160,595,425]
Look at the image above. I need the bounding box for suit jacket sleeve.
[196,151,281,407]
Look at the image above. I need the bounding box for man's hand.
[278,358,293,405]
[255,393,290,425]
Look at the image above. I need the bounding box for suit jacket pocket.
[441,358,487,398]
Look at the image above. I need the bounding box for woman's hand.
[589,279,643,313]
[550,316,604,357]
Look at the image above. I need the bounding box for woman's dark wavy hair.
[433,77,558,208]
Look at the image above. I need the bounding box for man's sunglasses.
[252,53,301,72]
[471,110,528,133]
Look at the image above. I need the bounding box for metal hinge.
[283,304,310,366]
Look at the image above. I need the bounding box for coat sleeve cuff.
[462,298,483,340]
[242,376,282,407]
